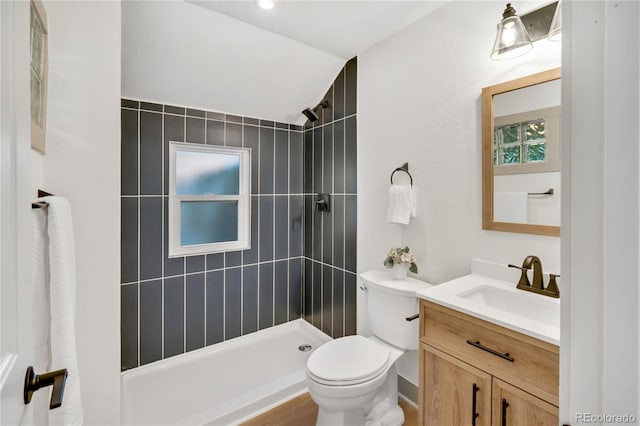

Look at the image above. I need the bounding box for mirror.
[482,68,561,237]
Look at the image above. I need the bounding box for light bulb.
[501,22,517,45]
[257,0,274,10]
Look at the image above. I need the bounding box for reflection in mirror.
[482,68,561,237]
[494,80,561,226]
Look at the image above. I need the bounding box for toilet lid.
[307,336,390,384]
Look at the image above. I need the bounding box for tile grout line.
[161,110,165,360]
[183,115,187,355]
[301,134,306,321]
[204,254,207,348]
[120,193,358,197]
[272,127,276,328]
[121,101,305,132]
[137,106,141,368]
[311,126,315,327]
[222,115,234,341]
[303,256,358,276]
[256,125,261,334]
[331,82,336,337]
[223,258,226,341]
[183,258,186,354]
[118,256,306,286]
[342,73,348,337]
[239,120,244,335]
[320,120,325,331]
[287,129,291,322]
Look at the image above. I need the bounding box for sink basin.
[456,285,559,327]
[417,272,560,345]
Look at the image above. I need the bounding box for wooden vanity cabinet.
[419,300,559,426]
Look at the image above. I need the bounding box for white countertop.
[417,263,560,346]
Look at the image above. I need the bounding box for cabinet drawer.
[420,300,559,406]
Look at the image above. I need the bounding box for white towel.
[494,192,528,223]
[387,184,417,225]
[32,208,52,426]
[31,196,83,426]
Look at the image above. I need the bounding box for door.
[420,344,492,426]
[0,0,35,424]
[491,378,558,426]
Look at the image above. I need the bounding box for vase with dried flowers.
[383,246,418,280]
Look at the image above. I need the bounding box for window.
[493,106,560,175]
[494,118,546,165]
[169,142,251,256]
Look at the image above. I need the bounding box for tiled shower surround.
[120,57,357,370]
[303,57,358,338]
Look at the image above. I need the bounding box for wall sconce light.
[490,3,532,60]
[490,1,561,60]
[548,0,562,41]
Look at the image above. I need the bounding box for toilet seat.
[307,335,390,386]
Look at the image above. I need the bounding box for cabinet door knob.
[23,366,68,409]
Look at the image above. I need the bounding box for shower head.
[302,100,329,123]
[302,107,319,122]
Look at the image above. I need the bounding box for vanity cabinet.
[419,300,559,426]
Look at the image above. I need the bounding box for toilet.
[305,270,431,426]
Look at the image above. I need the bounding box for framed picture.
[30,0,48,154]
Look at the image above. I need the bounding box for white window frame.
[169,141,251,257]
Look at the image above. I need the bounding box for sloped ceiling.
[189,1,449,60]
[122,1,447,124]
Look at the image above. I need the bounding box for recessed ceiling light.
[257,0,274,10]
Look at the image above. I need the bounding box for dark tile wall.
[120,100,305,370]
[302,57,358,338]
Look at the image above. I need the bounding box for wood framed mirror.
[482,68,561,237]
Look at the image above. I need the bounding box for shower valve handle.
[316,193,331,212]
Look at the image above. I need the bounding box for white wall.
[122,0,345,125]
[33,1,121,424]
[357,1,561,386]
[561,1,639,422]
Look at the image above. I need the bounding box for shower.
[302,100,329,122]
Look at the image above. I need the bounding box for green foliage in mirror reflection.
[495,118,547,166]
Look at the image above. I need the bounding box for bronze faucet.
[508,256,560,298]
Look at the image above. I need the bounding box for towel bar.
[527,188,554,196]
[390,162,413,186]
[32,189,53,209]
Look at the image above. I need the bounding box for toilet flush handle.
[406,313,419,321]
[359,286,368,293]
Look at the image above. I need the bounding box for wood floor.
[241,392,418,426]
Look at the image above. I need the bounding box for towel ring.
[390,167,413,186]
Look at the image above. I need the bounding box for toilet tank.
[360,270,432,351]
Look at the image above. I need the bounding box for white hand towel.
[494,192,528,223]
[409,185,417,218]
[34,196,84,426]
[32,208,52,426]
[387,184,416,225]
